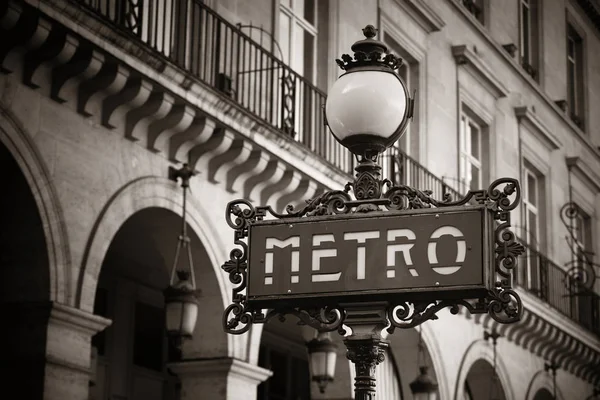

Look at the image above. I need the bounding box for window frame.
[519,0,540,80]
[278,0,318,83]
[523,166,541,250]
[566,22,585,129]
[459,112,484,194]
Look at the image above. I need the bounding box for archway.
[0,108,69,304]
[0,136,51,398]
[462,359,506,400]
[0,140,49,302]
[89,207,226,400]
[532,388,554,400]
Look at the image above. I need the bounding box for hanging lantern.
[409,366,438,400]
[164,164,200,357]
[306,331,338,394]
[164,270,200,338]
[410,328,438,400]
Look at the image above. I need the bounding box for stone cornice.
[451,45,509,98]
[393,0,446,32]
[21,0,350,196]
[168,357,273,384]
[515,106,562,150]
[3,0,350,214]
[50,302,112,335]
[567,156,600,192]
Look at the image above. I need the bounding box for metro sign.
[247,205,494,307]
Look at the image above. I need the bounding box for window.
[459,112,483,193]
[519,0,539,79]
[461,0,485,24]
[379,41,412,184]
[279,0,317,83]
[523,167,540,249]
[521,164,546,296]
[567,24,584,129]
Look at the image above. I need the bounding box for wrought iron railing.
[516,241,600,336]
[380,147,462,201]
[78,0,353,173]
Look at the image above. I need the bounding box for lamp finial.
[362,25,378,39]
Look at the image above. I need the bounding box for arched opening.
[89,207,225,400]
[0,140,49,302]
[462,359,507,400]
[532,388,554,400]
[0,138,51,397]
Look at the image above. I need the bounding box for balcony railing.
[516,241,600,336]
[380,147,462,201]
[78,0,353,173]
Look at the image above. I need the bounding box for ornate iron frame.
[221,162,525,335]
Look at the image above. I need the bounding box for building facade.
[0,0,599,399]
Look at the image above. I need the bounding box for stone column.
[168,357,272,400]
[0,301,111,400]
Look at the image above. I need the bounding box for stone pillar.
[0,301,111,400]
[168,358,273,400]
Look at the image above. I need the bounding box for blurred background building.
[0,0,599,399]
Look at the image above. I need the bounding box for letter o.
[427,226,466,275]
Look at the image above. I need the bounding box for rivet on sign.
[287,289,291,293]
[289,224,293,228]
[435,214,440,218]
[435,282,440,286]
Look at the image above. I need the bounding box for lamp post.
[164,164,201,359]
[306,331,338,394]
[221,25,524,400]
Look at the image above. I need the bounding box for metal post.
[341,302,389,399]
[345,338,387,399]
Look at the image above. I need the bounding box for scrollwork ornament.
[486,178,521,211]
[487,286,523,324]
[386,300,474,332]
[222,303,255,335]
[564,260,597,294]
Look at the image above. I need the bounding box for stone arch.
[454,339,515,400]
[0,107,69,303]
[525,370,564,400]
[421,323,450,399]
[77,176,234,354]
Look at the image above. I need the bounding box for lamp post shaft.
[341,302,389,399]
[345,338,387,399]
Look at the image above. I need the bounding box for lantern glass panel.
[181,301,199,336]
[326,351,337,378]
[309,351,326,378]
[165,301,183,333]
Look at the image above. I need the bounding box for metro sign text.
[247,207,493,301]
